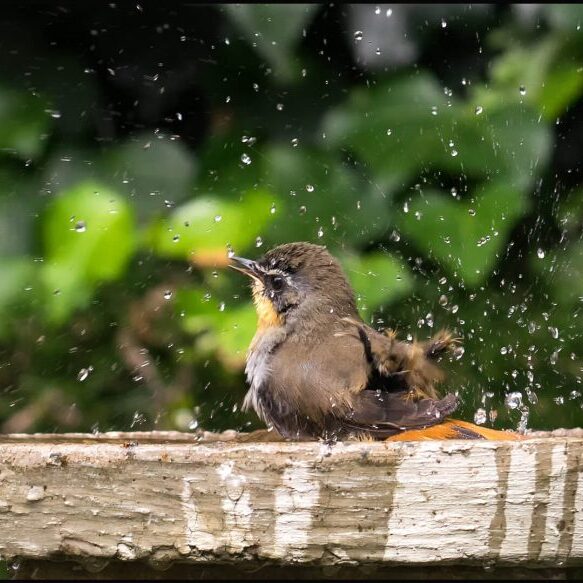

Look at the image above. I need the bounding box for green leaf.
[322,73,452,189]
[0,86,51,160]
[41,181,136,323]
[150,189,276,261]
[176,288,257,368]
[322,73,551,192]
[0,167,39,256]
[103,134,197,223]
[224,4,319,81]
[262,145,390,247]
[544,5,583,31]
[342,252,413,313]
[397,182,530,286]
[472,36,583,120]
[0,258,36,339]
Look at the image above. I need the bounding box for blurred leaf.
[322,73,551,192]
[398,183,530,286]
[103,134,197,223]
[0,167,39,256]
[473,36,583,120]
[322,74,452,189]
[342,252,414,313]
[176,288,257,368]
[224,4,319,81]
[0,258,36,339]
[41,181,136,323]
[263,145,389,247]
[532,242,583,308]
[150,189,275,262]
[544,5,583,31]
[0,86,51,160]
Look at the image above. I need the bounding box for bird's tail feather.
[387,419,523,441]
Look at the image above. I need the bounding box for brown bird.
[231,242,520,442]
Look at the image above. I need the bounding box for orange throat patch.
[252,284,283,329]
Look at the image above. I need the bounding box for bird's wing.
[335,390,459,439]
[338,318,450,399]
[268,324,459,439]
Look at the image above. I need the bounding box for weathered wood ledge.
[1,429,582,580]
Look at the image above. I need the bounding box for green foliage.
[1,4,582,435]
[342,252,414,313]
[41,182,136,324]
[224,4,319,82]
[0,86,51,160]
[151,189,275,260]
[398,183,529,286]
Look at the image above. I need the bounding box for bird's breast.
[243,326,287,417]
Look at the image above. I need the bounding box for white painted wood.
[0,432,581,571]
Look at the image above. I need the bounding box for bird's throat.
[252,288,283,329]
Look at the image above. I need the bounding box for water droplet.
[172,234,180,243]
[441,18,447,28]
[276,103,284,111]
[374,5,381,15]
[163,290,173,300]
[505,391,523,410]
[519,85,526,96]
[77,367,92,382]
[291,138,299,147]
[240,153,252,165]
[386,8,392,17]
[403,202,409,213]
[537,248,545,259]
[554,396,565,405]
[218,302,225,312]
[453,346,464,359]
[500,346,508,355]
[255,236,263,248]
[306,184,315,193]
[299,205,307,215]
[353,30,363,41]
[386,128,392,136]
[75,220,86,233]
[188,419,199,430]
[438,294,448,306]
[390,230,400,242]
[431,106,438,116]
[214,214,222,223]
[451,149,458,157]
[270,203,276,214]
[475,105,483,115]
[164,199,175,208]
[317,227,324,238]
[474,408,487,425]
[468,209,476,216]
[548,326,559,339]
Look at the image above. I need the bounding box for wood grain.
[0,431,581,577]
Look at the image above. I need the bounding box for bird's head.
[230,242,357,329]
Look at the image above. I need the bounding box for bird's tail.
[387,419,523,441]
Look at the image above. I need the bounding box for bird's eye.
[271,275,285,292]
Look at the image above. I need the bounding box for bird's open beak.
[229,256,263,281]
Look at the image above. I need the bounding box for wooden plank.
[0,432,581,577]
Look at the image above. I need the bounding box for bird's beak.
[229,256,263,281]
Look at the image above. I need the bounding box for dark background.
[1,3,583,435]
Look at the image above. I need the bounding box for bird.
[230,242,521,442]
